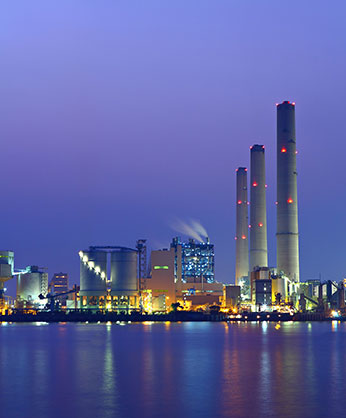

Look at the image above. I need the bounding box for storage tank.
[79,249,107,297]
[16,266,48,305]
[110,249,138,296]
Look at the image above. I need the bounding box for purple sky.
[1,1,346,294]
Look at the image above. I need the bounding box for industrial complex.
[0,101,345,321]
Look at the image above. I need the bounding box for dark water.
[0,321,345,418]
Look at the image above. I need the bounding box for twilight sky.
[1,1,346,294]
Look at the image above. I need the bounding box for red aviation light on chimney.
[241,235,246,240]
[281,148,287,153]
[245,168,248,171]
[287,198,293,204]
[237,200,242,205]
[258,223,263,227]
[252,182,258,187]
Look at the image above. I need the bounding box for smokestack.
[249,145,268,272]
[235,167,249,285]
[276,101,300,282]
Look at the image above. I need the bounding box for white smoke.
[169,218,209,243]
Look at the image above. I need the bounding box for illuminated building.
[141,239,222,312]
[235,167,249,286]
[16,266,48,307]
[250,267,271,309]
[49,273,69,306]
[276,101,300,283]
[0,251,14,311]
[170,237,214,284]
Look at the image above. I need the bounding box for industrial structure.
[249,145,268,272]
[170,237,215,284]
[0,251,14,311]
[235,167,249,286]
[79,246,138,311]
[49,272,69,306]
[16,265,48,308]
[276,101,300,283]
[141,237,222,312]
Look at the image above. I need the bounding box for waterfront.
[1,322,346,418]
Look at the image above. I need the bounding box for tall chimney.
[249,145,268,272]
[235,167,249,285]
[276,101,300,282]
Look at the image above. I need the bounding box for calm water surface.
[0,321,345,418]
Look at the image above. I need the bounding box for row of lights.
[78,251,107,280]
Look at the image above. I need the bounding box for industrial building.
[16,266,48,308]
[250,267,272,308]
[235,167,249,287]
[224,285,241,309]
[79,246,138,311]
[0,251,14,312]
[141,238,222,312]
[276,101,300,284]
[50,272,69,294]
[170,237,214,284]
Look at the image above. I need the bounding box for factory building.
[141,247,176,312]
[49,273,69,306]
[16,266,48,307]
[79,246,138,311]
[235,167,249,286]
[224,285,241,309]
[249,145,268,272]
[141,238,222,312]
[171,237,214,284]
[276,101,300,284]
[250,267,272,309]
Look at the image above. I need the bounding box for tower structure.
[276,101,300,282]
[249,145,268,272]
[235,167,249,285]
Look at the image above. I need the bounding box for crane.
[39,288,78,311]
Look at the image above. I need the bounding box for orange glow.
[241,235,246,240]
[258,223,263,227]
[281,148,287,153]
[287,198,293,204]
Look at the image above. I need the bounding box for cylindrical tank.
[235,167,249,285]
[249,144,268,272]
[276,101,300,283]
[110,250,138,295]
[79,249,107,297]
[16,266,48,303]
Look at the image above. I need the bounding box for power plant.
[249,145,268,272]
[276,101,300,283]
[235,167,249,286]
[0,99,345,321]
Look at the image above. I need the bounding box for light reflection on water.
[1,322,346,418]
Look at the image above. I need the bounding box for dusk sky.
[1,1,346,294]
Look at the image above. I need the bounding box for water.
[0,321,345,418]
